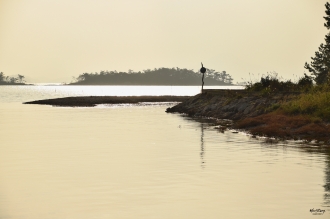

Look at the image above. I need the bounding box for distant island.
[0,72,26,85]
[69,67,233,85]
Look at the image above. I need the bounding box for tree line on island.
[0,67,233,86]
[0,72,26,85]
[69,67,233,85]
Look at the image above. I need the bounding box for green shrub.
[245,72,313,93]
[298,73,313,87]
[280,90,330,121]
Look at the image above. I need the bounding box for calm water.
[0,85,329,219]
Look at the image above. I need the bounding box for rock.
[166,89,298,121]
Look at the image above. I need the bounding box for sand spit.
[24,96,190,107]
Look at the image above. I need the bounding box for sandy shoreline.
[23,96,190,107]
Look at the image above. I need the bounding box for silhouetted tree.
[305,2,330,84]
[0,72,27,85]
[17,74,25,83]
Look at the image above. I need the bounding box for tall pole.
[200,62,206,93]
[202,73,205,93]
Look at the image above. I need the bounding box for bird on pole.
[200,62,206,93]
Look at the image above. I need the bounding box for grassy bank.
[280,85,330,120]
[234,75,330,143]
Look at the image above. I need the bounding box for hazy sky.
[0,0,328,83]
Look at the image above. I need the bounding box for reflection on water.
[324,151,330,207]
[200,123,205,168]
[190,115,330,217]
[0,85,329,219]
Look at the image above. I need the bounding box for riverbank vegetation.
[0,72,26,85]
[233,74,330,142]
[233,2,330,143]
[69,67,233,85]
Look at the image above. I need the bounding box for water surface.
[0,85,329,218]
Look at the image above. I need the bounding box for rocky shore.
[166,89,298,120]
[166,89,330,143]
[24,96,190,107]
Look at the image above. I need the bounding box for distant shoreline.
[2,84,239,86]
[65,83,236,86]
[69,68,234,86]
[0,83,31,86]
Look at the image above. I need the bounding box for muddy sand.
[24,96,190,107]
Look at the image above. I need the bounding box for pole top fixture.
[200,62,206,74]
